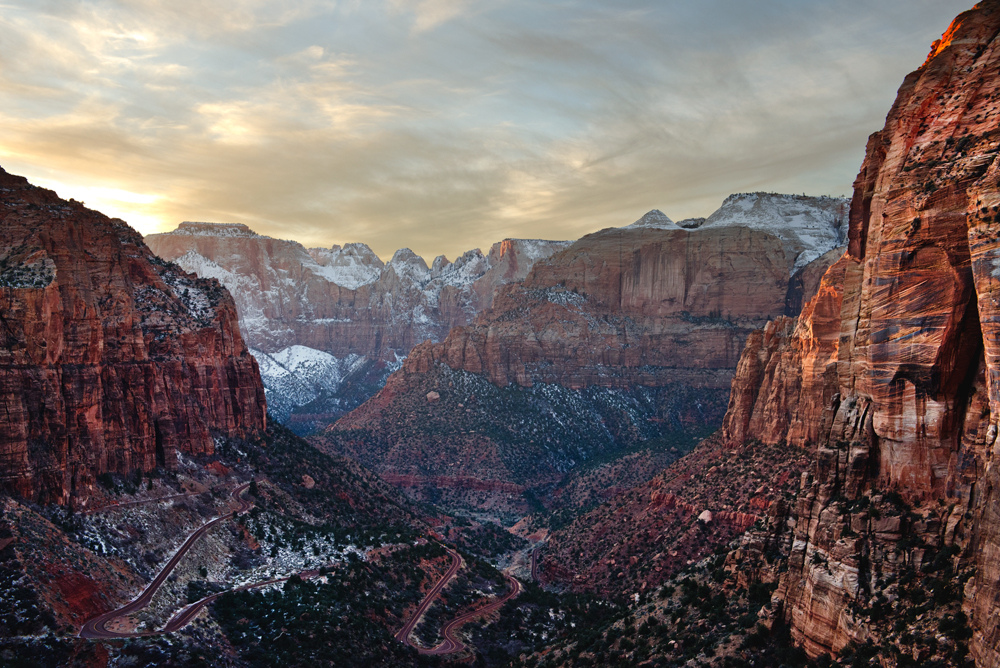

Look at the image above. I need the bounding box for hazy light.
[0,0,974,260]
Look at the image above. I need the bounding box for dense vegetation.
[212,545,446,667]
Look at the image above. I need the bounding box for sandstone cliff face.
[395,224,793,392]
[145,224,570,360]
[0,168,266,506]
[721,3,1000,663]
[722,254,847,448]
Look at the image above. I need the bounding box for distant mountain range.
[146,193,847,431]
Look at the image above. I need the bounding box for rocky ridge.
[720,3,1000,664]
[0,168,266,506]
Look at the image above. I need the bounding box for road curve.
[530,547,540,582]
[395,547,522,656]
[79,483,252,639]
[394,548,463,646]
[162,573,296,632]
[424,573,522,655]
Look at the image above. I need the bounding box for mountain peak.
[627,209,675,229]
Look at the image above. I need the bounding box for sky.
[0,0,975,261]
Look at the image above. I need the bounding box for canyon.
[4,1,1000,665]
[318,196,847,516]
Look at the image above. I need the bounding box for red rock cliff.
[721,3,1000,663]
[380,224,794,394]
[0,168,266,507]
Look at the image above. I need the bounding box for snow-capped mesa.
[622,194,848,273]
[626,209,677,230]
[699,193,848,272]
[169,221,263,238]
[307,243,383,289]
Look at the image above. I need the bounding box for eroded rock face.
[0,168,266,506]
[721,3,1000,662]
[145,225,570,361]
[722,255,847,448]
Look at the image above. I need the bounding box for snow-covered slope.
[699,193,848,272]
[251,346,397,429]
[307,243,383,289]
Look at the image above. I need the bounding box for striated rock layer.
[721,3,1000,664]
[0,167,266,506]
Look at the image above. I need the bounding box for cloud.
[0,0,975,261]
[389,0,474,33]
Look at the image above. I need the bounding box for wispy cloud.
[389,0,474,33]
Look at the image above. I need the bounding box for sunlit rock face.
[0,167,266,507]
[720,2,1000,662]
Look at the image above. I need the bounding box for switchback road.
[426,573,521,655]
[395,547,522,656]
[394,548,463,646]
[79,483,252,639]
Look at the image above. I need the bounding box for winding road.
[83,492,197,515]
[428,573,521,655]
[79,483,252,639]
[80,485,521,652]
[394,548,463,647]
[395,547,522,656]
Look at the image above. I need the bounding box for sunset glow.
[0,0,973,260]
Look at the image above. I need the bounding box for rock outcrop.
[0,167,266,506]
[720,3,1000,663]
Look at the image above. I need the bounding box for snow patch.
[699,193,849,273]
[170,222,263,238]
[626,209,677,230]
[306,243,383,289]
